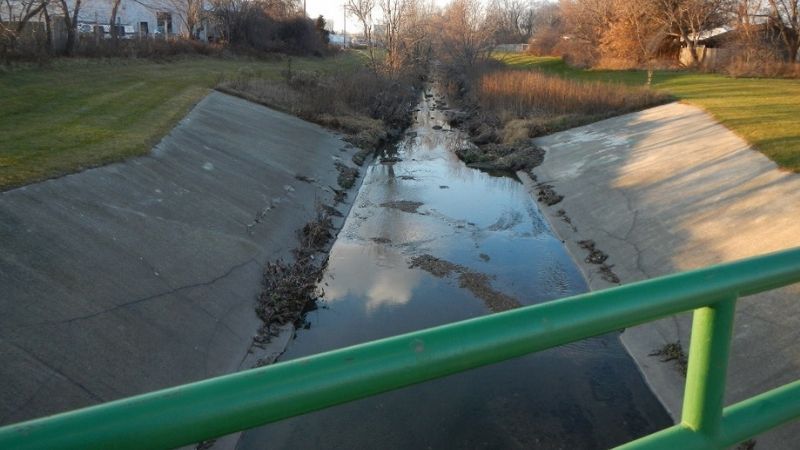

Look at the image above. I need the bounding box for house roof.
[685,26,732,42]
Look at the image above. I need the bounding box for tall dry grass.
[478,70,669,118]
[218,67,421,151]
[219,68,418,129]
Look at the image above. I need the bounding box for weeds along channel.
[439,61,671,175]
[243,62,425,366]
[218,63,424,158]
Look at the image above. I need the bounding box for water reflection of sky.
[323,243,423,312]
[239,90,671,450]
[329,111,587,312]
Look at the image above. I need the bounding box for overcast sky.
[303,0,453,34]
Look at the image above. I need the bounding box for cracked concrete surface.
[0,91,362,425]
[527,102,800,448]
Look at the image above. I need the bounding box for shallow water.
[238,91,671,449]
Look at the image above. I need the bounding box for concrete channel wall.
[526,101,800,448]
[0,92,362,425]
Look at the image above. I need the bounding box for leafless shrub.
[527,27,563,56]
[553,38,599,69]
[212,0,328,56]
[436,0,497,70]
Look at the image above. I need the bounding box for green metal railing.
[1,248,800,450]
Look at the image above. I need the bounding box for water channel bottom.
[238,92,672,449]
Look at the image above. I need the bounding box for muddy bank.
[0,91,368,426]
[433,76,547,176]
[447,110,546,174]
[412,83,545,175]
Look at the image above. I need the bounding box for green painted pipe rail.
[1,248,800,450]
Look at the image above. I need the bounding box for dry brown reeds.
[478,70,670,118]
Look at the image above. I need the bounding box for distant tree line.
[0,0,332,60]
[529,0,800,74]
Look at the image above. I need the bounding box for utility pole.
[343,3,347,47]
[303,0,306,17]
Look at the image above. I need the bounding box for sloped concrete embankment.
[523,102,800,448]
[0,91,364,425]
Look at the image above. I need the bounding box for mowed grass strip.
[0,53,364,190]
[497,54,800,172]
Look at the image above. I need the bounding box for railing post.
[681,296,737,441]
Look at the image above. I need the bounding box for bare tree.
[557,0,615,65]
[56,0,81,54]
[525,2,562,54]
[349,0,434,74]
[261,0,301,18]
[0,1,16,53]
[3,0,48,36]
[346,0,378,71]
[378,0,411,72]
[401,0,436,68]
[656,0,732,66]
[767,0,800,61]
[599,0,668,82]
[143,0,247,38]
[110,0,123,40]
[165,0,203,38]
[728,0,772,64]
[487,0,531,43]
[559,0,739,68]
[1,0,52,55]
[438,0,496,68]
[560,0,614,48]
[210,0,250,42]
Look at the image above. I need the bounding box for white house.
[68,0,192,38]
[0,0,201,39]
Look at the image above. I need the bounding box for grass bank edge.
[0,52,365,191]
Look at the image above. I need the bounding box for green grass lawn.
[497,53,800,172]
[0,52,365,190]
